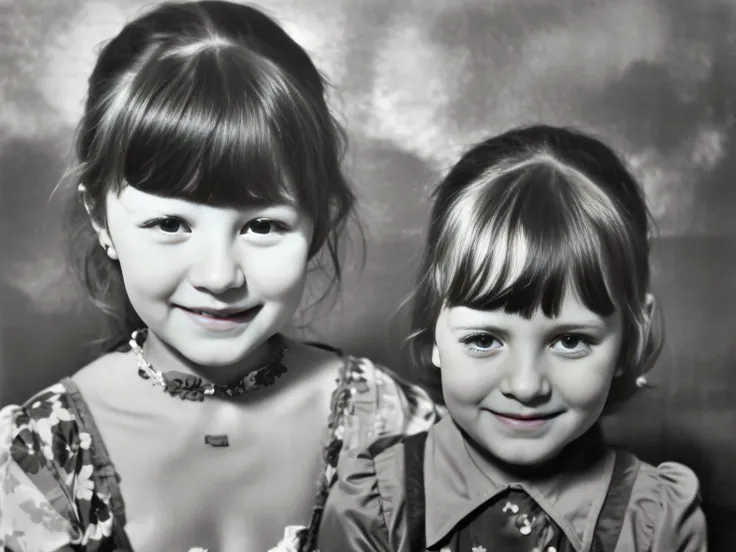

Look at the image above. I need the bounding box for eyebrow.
[449,324,511,340]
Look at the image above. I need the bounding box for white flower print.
[81,516,113,543]
[268,525,305,552]
[47,383,67,395]
[34,401,74,446]
[75,464,95,502]
[324,463,337,485]
[78,432,92,450]
[0,405,20,465]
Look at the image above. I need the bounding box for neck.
[141,330,277,387]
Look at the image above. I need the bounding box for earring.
[103,244,118,260]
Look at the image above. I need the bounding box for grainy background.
[1,0,735,548]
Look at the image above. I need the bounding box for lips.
[178,305,261,320]
[491,411,563,421]
[489,410,563,433]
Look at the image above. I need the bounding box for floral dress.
[0,355,441,552]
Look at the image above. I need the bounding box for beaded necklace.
[129,329,288,447]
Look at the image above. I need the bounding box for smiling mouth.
[178,305,262,320]
[490,411,563,422]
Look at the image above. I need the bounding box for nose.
[499,351,551,405]
[189,241,245,293]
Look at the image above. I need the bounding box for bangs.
[97,43,322,207]
[435,159,629,318]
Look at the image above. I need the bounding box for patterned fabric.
[0,357,441,552]
[439,489,572,552]
[0,383,114,552]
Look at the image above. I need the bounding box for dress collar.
[424,416,615,551]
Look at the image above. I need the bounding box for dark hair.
[407,125,661,411]
[67,1,355,344]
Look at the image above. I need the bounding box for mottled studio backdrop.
[1,0,735,548]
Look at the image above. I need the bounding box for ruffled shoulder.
[340,357,443,453]
[0,384,78,551]
[623,460,707,552]
[0,382,116,551]
[298,358,441,551]
[319,435,406,552]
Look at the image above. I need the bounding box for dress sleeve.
[0,402,76,552]
[625,461,707,552]
[319,437,405,552]
[341,357,443,453]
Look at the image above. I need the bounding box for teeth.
[185,306,257,318]
[196,311,234,318]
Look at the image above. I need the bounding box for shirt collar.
[424,416,615,551]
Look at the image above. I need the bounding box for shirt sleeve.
[341,357,443,454]
[319,436,407,552]
[0,403,76,552]
[624,461,707,552]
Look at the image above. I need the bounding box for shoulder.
[12,381,82,445]
[1,369,124,551]
[622,456,707,551]
[72,349,133,395]
[0,382,86,550]
[319,435,408,552]
[340,355,443,451]
[4,379,88,477]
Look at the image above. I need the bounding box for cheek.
[550,357,617,410]
[436,341,498,407]
[435,324,495,407]
[244,237,310,298]
[112,232,184,298]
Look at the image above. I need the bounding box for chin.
[497,447,559,467]
[180,347,249,368]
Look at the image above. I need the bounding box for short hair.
[407,125,661,411]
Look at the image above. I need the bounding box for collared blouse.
[319,416,707,552]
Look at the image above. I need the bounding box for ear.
[78,184,117,260]
[431,342,441,369]
[78,184,104,231]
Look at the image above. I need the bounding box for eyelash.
[551,334,597,358]
[141,217,189,234]
[459,333,502,355]
[459,332,597,358]
[141,217,291,235]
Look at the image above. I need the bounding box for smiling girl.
[318,125,707,551]
[0,3,439,551]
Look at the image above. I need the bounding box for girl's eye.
[460,333,502,352]
[245,218,288,235]
[144,217,189,234]
[551,334,593,356]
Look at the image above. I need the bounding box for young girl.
[0,2,440,551]
[318,125,707,552]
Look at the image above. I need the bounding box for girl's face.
[432,289,623,466]
[97,186,312,367]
